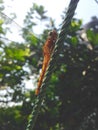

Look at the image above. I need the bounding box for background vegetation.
[0,1,98,130]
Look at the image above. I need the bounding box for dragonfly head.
[48,29,58,43]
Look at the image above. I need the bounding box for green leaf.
[0,19,4,34]
[5,46,30,61]
[26,34,39,46]
[71,36,78,46]
[86,29,98,45]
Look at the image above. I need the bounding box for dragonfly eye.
[48,31,53,36]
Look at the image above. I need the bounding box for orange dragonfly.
[35,30,58,95]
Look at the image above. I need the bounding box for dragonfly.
[35,29,58,95]
[0,12,58,95]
